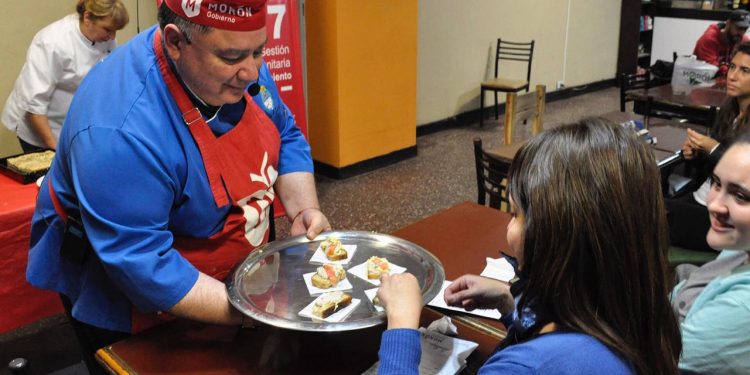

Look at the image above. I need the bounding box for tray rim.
[226,230,445,332]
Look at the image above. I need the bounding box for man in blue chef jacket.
[25,0,330,373]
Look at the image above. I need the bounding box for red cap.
[159,0,266,32]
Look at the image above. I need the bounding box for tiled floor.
[0,86,620,374]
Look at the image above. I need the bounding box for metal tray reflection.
[227,231,445,332]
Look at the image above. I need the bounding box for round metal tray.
[227,231,445,332]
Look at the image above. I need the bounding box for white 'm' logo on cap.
[182,0,202,18]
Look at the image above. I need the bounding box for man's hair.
[157,2,211,43]
[76,0,129,29]
[507,118,681,375]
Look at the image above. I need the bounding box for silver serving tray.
[227,231,445,332]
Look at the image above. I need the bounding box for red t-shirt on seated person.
[693,23,750,76]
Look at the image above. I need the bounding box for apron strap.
[153,30,229,208]
[48,178,69,223]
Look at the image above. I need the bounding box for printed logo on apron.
[239,151,278,247]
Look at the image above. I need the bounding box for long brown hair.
[715,42,750,141]
[507,118,681,374]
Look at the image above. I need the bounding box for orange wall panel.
[305,0,341,165]
[306,0,417,168]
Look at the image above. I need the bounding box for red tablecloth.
[0,173,64,333]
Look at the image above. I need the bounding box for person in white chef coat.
[1,0,129,152]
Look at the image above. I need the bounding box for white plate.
[308,244,358,265]
[363,288,384,312]
[298,295,361,322]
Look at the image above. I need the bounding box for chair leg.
[480,89,485,127]
[494,92,499,120]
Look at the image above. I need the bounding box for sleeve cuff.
[378,329,421,375]
[708,143,720,155]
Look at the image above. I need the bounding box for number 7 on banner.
[267,4,286,40]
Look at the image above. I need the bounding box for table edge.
[96,346,136,375]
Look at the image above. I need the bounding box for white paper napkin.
[348,261,407,286]
[428,281,502,319]
[479,257,516,282]
[362,320,478,375]
[308,244,358,265]
[298,295,361,322]
[416,328,478,374]
[426,316,458,337]
[302,271,353,296]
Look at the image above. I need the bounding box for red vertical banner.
[264,0,307,220]
[264,0,307,136]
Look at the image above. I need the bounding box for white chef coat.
[1,14,116,148]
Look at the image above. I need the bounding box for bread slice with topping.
[312,291,352,318]
[311,263,346,288]
[320,236,348,261]
[367,256,390,279]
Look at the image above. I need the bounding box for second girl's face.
[706,144,750,251]
[726,52,750,99]
[506,198,525,267]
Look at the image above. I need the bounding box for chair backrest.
[473,137,511,212]
[619,72,650,112]
[495,39,534,90]
[503,84,546,144]
[704,105,718,128]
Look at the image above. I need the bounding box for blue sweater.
[378,328,633,375]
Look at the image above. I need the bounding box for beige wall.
[0,1,621,155]
[0,0,157,157]
[417,0,622,125]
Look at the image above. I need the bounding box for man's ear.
[163,24,186,61]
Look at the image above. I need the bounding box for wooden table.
[393,202,510,338]
[96,202,511,374]
[0,173,64,334]
[96,307,501,375]
[635,83,725,109]
[486,111,701,162]
[630,82,725,124]
[598,110,703,154]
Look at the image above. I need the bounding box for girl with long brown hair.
[376,118,681,374]
[667,41,750,252]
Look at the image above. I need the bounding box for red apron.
[130,31,283,332]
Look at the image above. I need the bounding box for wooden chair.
[502,84,545,144]
[473,138,512,212]
[619,71,650,112]
[480,39,534,127]
[473,84,546,210]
